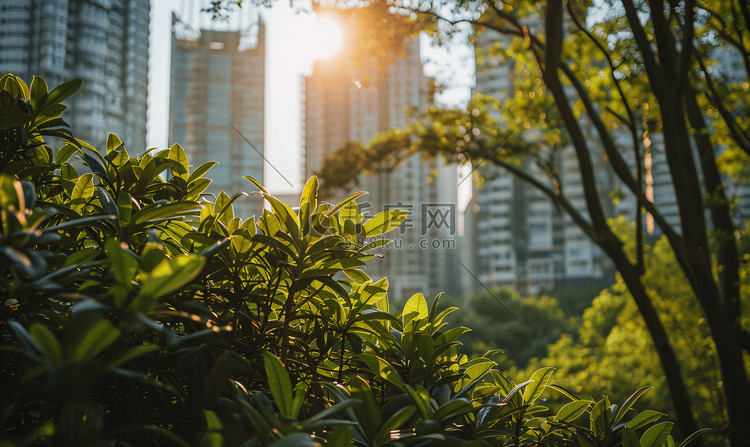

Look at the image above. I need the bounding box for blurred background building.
[0,0,150,151]
[168,13,265,218]
[467,26,611,297]
[303,10,459,300]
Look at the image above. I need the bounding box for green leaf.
[0,108,33,130]
[301,400,359,427]
[55,143,78,165]
[97,186,119,218]
[640,422,673,447]
[348,375,381,441]
[326,191,367,217]
[186,177,211,200]
[33,103,66,127]
[262,192,300,241]
[364,209,408,236]
[522,367,554,405]
[432,398,472,423]
[436,326,471,344]
[554,400,590,422]
[622,427,641,447]
[402,293,429,326]
[299,176,318,234]
[44,77,82,108]
[106,133,124,154]
[410,384,432,419]
[374,406,416,446]
[626,410,665,431]
[132,202,199,226]
[71,173,95,200]
[590,397,610,439]
[29,76,49,110]
[104,238,138,285]
[614,387,653,426]
[202,410,223,447]
[135,255,205,309]
[106,345,160,370]
[244,175,269,194]
[358,353,407,393]
[168,143,189,179]
[29,323,63,367]
[73,319,122,363]
[187,161,218,183]
[326,425,353,447]
[2,73,30,99]
[262,351,293,418]
[302,258,366,278]
[678,428,713,447]
[291,382,308,419]
[344,268,370,284]
[461,441,494,447]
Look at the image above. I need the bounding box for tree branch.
[621,0,666,99]
[693,48,750,157]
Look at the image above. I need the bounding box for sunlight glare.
[312,17,342,60]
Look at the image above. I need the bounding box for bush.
[0,73,699,447]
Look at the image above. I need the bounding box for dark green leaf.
[73,319,121,363]
[626,410,665,431]
[554,400,590,422]
[262,351,293,418]
[640,422,673,447]
[44,77,82,108]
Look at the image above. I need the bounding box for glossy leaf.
[554,400,590,422]
[262,351,293,418]
[640,422,673,447]
[522,367,555,405]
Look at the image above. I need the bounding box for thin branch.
[693,48,750,157]
[565,3,645,274]
[622,0,666,98]
[676,0,695,96]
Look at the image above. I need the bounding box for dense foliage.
[439,291,570,370]
[0,73,704,446]
[520,218,750,445]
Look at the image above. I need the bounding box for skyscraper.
[304,11,458,300]
[0,0,150,151]
[169,15,265,219]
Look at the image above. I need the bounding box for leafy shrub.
[0,73,703,447]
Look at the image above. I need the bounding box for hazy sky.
[147,1,473,193]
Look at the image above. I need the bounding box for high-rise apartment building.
[469,23,750,298]
[304,12,459,300]
[169,15,265,219]
[469,26,610,296]
[0,0,150,150]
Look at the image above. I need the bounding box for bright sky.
[147,1,473,194]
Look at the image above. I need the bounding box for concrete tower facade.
[304,15,458,300]
[0,0,150,151]
[470,26,610,296]
[169,17,265,219]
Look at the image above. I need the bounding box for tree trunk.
[602,237,703,441]
[541,1,705,439]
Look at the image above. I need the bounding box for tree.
[523,216,750,444]
[440,290,570,370]
[313,0,750,445]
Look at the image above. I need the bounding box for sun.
[312,17,342,60]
